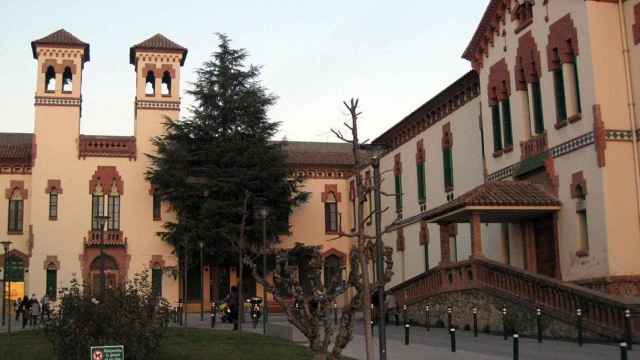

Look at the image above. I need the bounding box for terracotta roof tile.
[281,141,372,167]
[0,133,34,166]
[31,29,90,61]
[130,34,188,65]
[422,181,561,221]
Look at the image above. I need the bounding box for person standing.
[31,298,41,327]
[15,298,22,321]
[41,295,50,321]
[21,295,30,329]
[226,286,239,331]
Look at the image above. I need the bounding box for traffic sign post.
[90,345,124,360]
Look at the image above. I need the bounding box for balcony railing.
[85,230,127,247]
[79,135,136,160]
[520,132,548,160]
[390,257,640,340]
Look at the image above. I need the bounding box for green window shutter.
[46,269,57,299]
[417,163,426,204]
[501,99,513,147]
[554,68,567,122]
[491,105,503,151]
[573,57,582,114]
[395,175,403,212]
[532,81,545,134]
[152,269,162,297]
[443,148,454,190]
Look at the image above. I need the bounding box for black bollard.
[447,307,453,329]
[473,307,478,337]
[395,312,400,326]
[211,302,216,328]
[450,328,456,352]
[621,342,629,360]
[625,309,632,351]
[405,324,410,345]
[576,308,583,347]
[513,333,520,360]
[371,320,375,333]
[536,308,543,343]
[502,307,508,340]
[334,303,338,325]
[425,305,431,332]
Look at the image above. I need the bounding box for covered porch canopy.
[421,181,561,260]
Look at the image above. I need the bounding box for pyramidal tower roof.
[129,33,188,65]
[31,29,90,61]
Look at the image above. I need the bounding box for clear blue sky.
[0,0,488,142]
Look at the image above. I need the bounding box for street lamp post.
[183,239,189,327]
[254,204,269,335]
[200,241,204,322]
[372,155,388,360]
[1,241,12,334]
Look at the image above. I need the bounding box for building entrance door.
[534,216,557,278]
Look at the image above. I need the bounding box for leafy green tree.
[146,33,307,285]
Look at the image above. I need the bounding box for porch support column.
[522,221,537,273]
[470,212,483,258]
[439,223,451,265]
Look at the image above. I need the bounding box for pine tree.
[146,33,307,304]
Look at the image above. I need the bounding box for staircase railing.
[390,257,640,339]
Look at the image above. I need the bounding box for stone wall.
[401,289,615,342]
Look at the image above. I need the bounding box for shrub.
[44,272,171,360]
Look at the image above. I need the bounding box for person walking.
[21,295,30,329]
[31,298,41,327]
[226,286,239,331]
[15,297,22,322]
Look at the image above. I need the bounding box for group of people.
[14,294,50,328]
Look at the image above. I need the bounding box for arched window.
[575,185,589,255]
[107,183,121,231]
[145,71,156,95]
[46,262,58,300]
[45,66,56,93]
[91,184,105,231]
[323,255,342,294]
[161,71,171,96]
[8,190,24,233]
[62,67,73,92]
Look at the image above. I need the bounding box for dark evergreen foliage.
[146,34,307,266]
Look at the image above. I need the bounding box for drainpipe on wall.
[617,0,640,230]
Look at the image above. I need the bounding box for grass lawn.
[0,328,341,360]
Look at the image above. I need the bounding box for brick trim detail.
[416,139,425,164]
[89,166,124,195]
[634,3,640,45]
[593,105,606,167]
[5,180,28,199]
[396,228,405,252]
[515,31,541,90]
[79,248,130,286]
[419,222,429,246]
[45,179,63,194]
[547,14,579,72]
[322,248,347,266]
[43,255,60,270]
[321,184,341,202]
[488,59,511,106]
[149,255,166,269]
[394,153,402,176]
[570,171,587,199]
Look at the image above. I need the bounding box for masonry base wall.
[401,289,620,342]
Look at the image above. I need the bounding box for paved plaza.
[1,313,635,359]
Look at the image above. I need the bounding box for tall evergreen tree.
[146,33,307,270]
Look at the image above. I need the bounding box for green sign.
[90,345,124,360]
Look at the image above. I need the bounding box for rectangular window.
[91,195,105,230]
[554,68,567,122]
[46,269,57,300]
[324,202,338,233]
[8,199,24,233]
[394,174,403,214]
[573,58,582,114]
[501,99,513,148]
[152,191,161,220]
[531,81,545,134]
[107,195,120,231]
[417,162,426,205]
[443,148,454,191]
[577,199,589,255]
[152,268,162,298]
[49,193,58,220]
[491,104,503,152]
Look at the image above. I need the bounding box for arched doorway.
[90,254,119,293]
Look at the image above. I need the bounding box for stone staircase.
[389,258,640,341]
